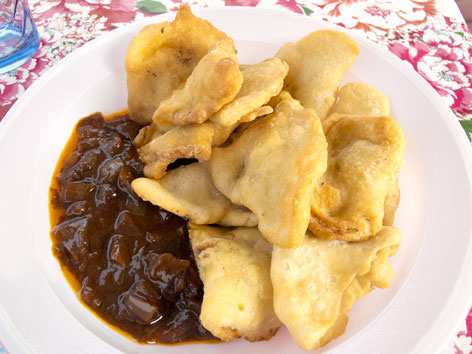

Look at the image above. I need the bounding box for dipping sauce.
[49,112,215,344]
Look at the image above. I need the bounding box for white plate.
[1,7,472,354]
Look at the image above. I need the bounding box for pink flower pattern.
[388,27,472,118]
[364,5,391,19]
[0,1,471,353]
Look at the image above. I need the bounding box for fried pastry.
[382,175,400,226]
[271,227,401,351]
[210,96,328,248]
[131,162,257,227]
[217,205,258,227]
[134,107,272,179]
[267,90,303,111]
[153,38,243,126]
[275,30,359,120]
[309,114,405,241]
[210,58,289,126]
[189,225,281,342]
[212,105,273,146]
[135,123,214,179]
[133,121,173,147]
[331,82,399,226]
[332,82,390,116]
[125,6,228,125]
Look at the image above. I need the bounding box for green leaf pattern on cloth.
[136,0,167,14]
[460,120,472,142]
[300,5,314,16]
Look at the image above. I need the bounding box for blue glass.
[0,0,39,74]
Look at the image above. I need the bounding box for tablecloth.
[0,0,471,353]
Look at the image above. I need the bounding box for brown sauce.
[49,112,216,344]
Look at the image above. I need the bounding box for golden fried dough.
[271,227,401,351]
[135,123,214,179]
[267,90,303,111]
[330,82,399,226]
[212,105,273,146]
[310,114,405,241]
[133,121,173,147]
[210,58,289,126]
[189,225,280,342]
[276,30,359,120]
[153,38,243,125]
[332,82,390,116]
[125,6,228,125]
[210,98,328,248]
[220,105,274,146]
[134,106,273,179]
[272,90,304,112]
[218,205,258,227]
[383,175,400,226]
[131,162,257,227]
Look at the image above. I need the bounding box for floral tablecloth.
[0,0,471,353]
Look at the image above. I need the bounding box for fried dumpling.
[220,105,274,146]
[125,6,228,125]
[153,38,243,125]
[133,121,173,147]
[275,30,359,120]
[331,82,399,226]
[131,162,257,227]
[267,90,303,111]
[217,205,258,227]
[135,123,214,179]
[330,82,400,226]
[210,97,328,248]
[271,227,401,351]
[309,114,405,241]
[332,82,390,116]
[272,90,304,111]
[134,107,273,180]
[212,105,273,146]
[383,175,400,226]
[210,58,289,126]
[189,225,281,341]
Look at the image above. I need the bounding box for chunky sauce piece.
[49,112,215,344]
